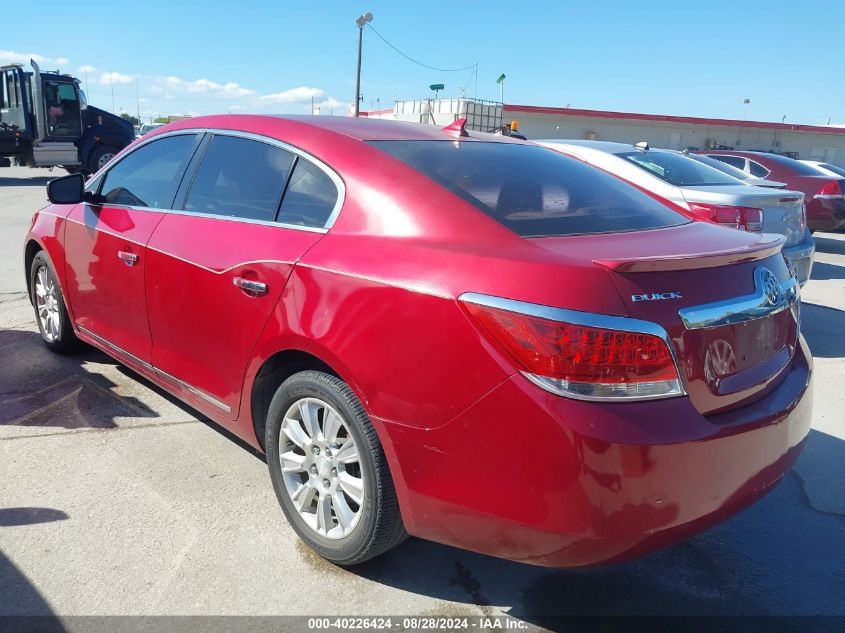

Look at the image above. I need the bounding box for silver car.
[537,140,815,284]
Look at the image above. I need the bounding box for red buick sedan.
[24,115,812,567]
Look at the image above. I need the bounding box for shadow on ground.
[0,176,53,188]
[814,236,845,257]
[801,302,845,358]
[809,261,845,281]
[335,428,845,629]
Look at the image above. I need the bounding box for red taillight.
[813,180,844,199]
[463,301,682,400]
[687,202,763,232]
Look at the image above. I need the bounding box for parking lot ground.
[1,168,844,630]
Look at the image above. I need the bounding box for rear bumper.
[782,230,815,285]
[807,197,845,232]
[383,337,813,568]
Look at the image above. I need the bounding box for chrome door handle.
[117,250,139,266]
[233,277,268,296]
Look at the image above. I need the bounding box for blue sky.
[3,0,842,124]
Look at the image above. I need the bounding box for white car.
[799,160,845,179]
[536,140,815,284]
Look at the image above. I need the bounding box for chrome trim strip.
[678,267,799,330]
[77,326,155,372]
[154,368,232,414]
[87,127,345,232]
[458,292,687,400]
[76,326,232,413]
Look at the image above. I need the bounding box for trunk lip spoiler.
[593,235,785,272]
[678,267,800,331]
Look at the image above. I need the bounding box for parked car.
[25,115,811,568]
[137,122,165,137]
[537,140,814,284]
[697,150,845,232]
[799,159,845,179]
[686,152,788,189]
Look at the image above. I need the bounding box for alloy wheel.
[34,265,61,342]
[279,397,364,539]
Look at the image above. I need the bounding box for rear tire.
[266,370,406,565]
[29,251,79,354]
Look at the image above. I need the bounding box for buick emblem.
[760,268,781,306]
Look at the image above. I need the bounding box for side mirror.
[46,173,85,205]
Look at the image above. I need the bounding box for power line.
[366,24,477,73]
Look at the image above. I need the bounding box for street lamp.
[354,12,373,117]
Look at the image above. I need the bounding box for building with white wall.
[363,99,845,166]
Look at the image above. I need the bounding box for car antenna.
[634,141,649,150]
[443,117,469,137]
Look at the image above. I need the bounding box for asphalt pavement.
[1,167,844,631]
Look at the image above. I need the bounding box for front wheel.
[266,370,406,565]
[29,251,79,354]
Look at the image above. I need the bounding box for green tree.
[120,113,140,126]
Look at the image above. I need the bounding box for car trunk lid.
[531,222,800,415]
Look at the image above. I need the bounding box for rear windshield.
[820,163,845,177]
[688,153,753,180]
[369,140,688,237]
[756,153,825,175]
[620,150,742,186]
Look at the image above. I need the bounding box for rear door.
[64,133,200,362]
[145,132,341,418]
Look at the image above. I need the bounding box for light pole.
[354,12,373,117]
[743,98,750,119]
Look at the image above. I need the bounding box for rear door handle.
[117,250,139,266]
[233,277,268,296]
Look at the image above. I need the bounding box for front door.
[43,81,82,139]
[145,133,340,417]
[64,133,201,362]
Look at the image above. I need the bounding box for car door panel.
[146,214,324,417]
[64,203,163,361]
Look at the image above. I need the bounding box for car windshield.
[756,153,825,175]
[369,140,689,237]
[688,153,754,180]
[820,163,845,177]
[620,150,742,186]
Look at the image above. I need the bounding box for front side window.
[620,150,742,187]
[277,158,338,227]
[184,135,294,222]
[99,134,198,208]
[371,140,688,237]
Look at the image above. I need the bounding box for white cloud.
[162,75,256,98]
[99,71,134,85]
[314,97,352,114]
[0,50,69,68]
[259,87,324,105]
[78,64,98,74]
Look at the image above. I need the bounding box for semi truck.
[0,60,134,174]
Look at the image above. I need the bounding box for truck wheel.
[87,146,116,173]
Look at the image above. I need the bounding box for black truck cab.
[1,60,134,173]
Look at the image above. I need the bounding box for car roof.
[165,114,523,143]
[537,139,642,154]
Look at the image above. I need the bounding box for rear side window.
[709,155,746,169]
[620,150,742,186]
[100,134,198,208]
[370,141,688,237]
[748,160,770,177]
[277,159,338,227]
[185,135,295,221]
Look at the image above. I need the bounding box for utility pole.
[136,77,141,123]
[354,12,373,117]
